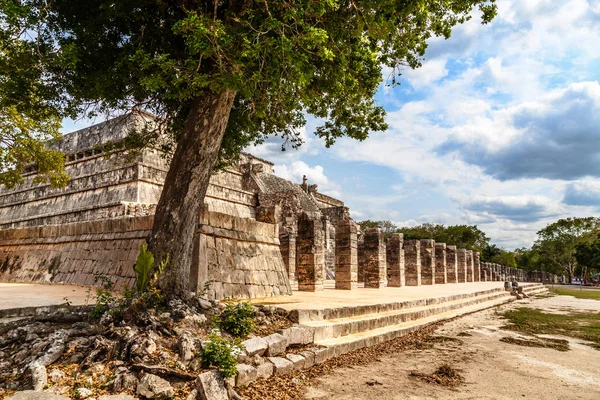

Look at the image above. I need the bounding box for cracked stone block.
[235,364,257,387]
[256,362,274,379]
[299,350,316,368]
[241,337,268,357]
[267,357,294,376]
[196,371,229,400]
[263,333,288,357]
[281,326,314,345]
[285,353,306,371]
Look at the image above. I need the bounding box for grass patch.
[410,363,465,387]
[550,287,600,301]
[502,307,600,349]
[500,336,570,352]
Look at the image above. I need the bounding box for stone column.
[446,245,458,283]
[296,212,325,291]
[474,252,481,282]
[386,233,405,287]
[363,228,387,288]
[357,237,365,283]
[457,249,467,283]
[420,239,436,285]
[334,219,358,290]
[279,226,297,287]
[466,250,474,282]
[404,240,421,286]
[434,243,447,284]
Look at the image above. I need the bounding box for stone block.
[235,364,257,387]
[299,350,316,368]
[256,361,274,379]
[420,239,435,285]
[267,356,294,376]
[280,326,314,345]
[196,371,229,400]
[386,233,405,287]
[404,240,421,286]
[263,333,288,356]
[286,353,306,370]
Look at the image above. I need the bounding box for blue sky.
[249,0,600,250]
[63,0,600,250]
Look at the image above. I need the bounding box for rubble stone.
[267,357,294,376]
[196,371,229,400]
[241,336,268,356]
[235,364,258,387]
[6,392,70,400]
[136,373,174,399]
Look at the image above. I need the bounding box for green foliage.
[134,243,169,294]
[358,220,490,253]
[89,276,118,320]
[200,333,241,378]
[0,106,68,189]
[214,301,256,339]
[550,287,600,301]
[502,307,600,350]
[531,217,600,278]
[0,0,497,166]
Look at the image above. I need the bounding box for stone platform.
[251,281,547,360]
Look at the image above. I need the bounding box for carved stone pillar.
[434,243,447,284]
[446,245,458,283]
[296,213,325,291]
[386,233,405,287]
[457,249,467,283]
[466,250,474,282]
[335,219,358,290]
[404,240,421,286]
[363,228,387,288]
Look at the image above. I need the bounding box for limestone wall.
[0,216,151,288]
[192,210,292,300]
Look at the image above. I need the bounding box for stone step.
[314,293,514,356]
[302,290,513,341]
[293,286,510,323]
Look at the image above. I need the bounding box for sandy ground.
[0,283,94,310]
[302,295,600,400]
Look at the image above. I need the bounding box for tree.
[357,220,398,238]
[533,217,600,280]
[574,233,600,278]
[1,0,497,298]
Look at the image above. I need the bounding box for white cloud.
[274,161,342,199]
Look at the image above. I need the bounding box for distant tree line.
[358,217,600,281]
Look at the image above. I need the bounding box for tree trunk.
[147,88,237,299]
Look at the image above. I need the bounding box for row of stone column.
[292,214,535,292]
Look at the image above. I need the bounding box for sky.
[63,0,600,250]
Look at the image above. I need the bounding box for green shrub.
[215,301,256,338]
[89,275,117,320]
[200,333,240,378]
[134,243,169,293]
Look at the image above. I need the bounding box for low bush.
[200,333,241,378]
[214,301,256,338]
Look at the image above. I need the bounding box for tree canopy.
[1,0,498,297]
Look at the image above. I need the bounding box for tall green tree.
[533,217,600,280]
[1,0,497,298]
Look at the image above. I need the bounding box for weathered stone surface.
[196,371,229,400]
[7,391,70,400]
[263,333,288,357]
[334,219,358,290]
[177,332,196,363]
[285,353,306,371]
[457,249,467,283]
[136,373,174,399]
[30,363,47,391]
[420,239,435,285]
[98,395,139,400]
[473,252,481,282]
[404,240,421,286]
[235,364,258,387]
[296,212,325,292]
[241,336,269,357]
[255,361,274,379]
[363,228,387,288]
[113,372,139,392]
[267,357,294,376]
[281,325,314,345]
[386,233,405,287]
[466,250,474,282]
[434,243,447,284]
[76,388,94,399]
[446,245,458,283]
[299,350,316,368]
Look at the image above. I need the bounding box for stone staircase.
[297,283,546,356]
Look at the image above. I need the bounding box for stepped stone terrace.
[0,114,561,300]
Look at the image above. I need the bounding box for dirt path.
[302,295,600,400]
